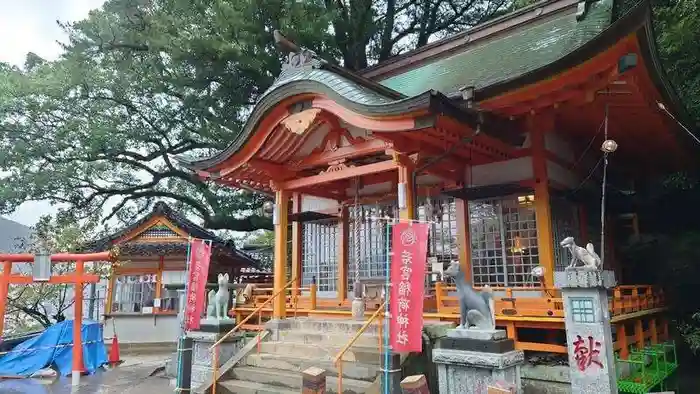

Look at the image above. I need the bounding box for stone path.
[0,353,173,394]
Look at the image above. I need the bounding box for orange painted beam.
[0,251,112,263]
[0,273,101,285]
[294,139,388,170]
[105,274,116,316]
[278,160,398,191]
[155,256,164,312]
[312,98,420,132]
[248,159,298,181]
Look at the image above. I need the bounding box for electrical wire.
[657,101,700,146]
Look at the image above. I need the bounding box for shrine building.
[82,202,260,345]
[178,0,691,357]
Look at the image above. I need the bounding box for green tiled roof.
[379,0,613,96]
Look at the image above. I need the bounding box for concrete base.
[433,347,524,394]
[186,330,248,388]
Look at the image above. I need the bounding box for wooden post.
[649,317,658,344]
[72,260,85,385]
[273,189,290,319]
[435,282,443,313]
[292,193,303,297]
[578,204,588,242]
[302,367,327,394]
[338,206,349,302]
[105,274,116,316]
[155,255,164,312]
[400,375,430,394]
[0,261,11,335]
[310,283,318,310]
[529,115,555,287]
[618,323,629,359]
[456,199,473,282]
[397,163,415,220]
[634,319,644,349]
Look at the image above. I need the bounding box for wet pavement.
[0,353,173,394]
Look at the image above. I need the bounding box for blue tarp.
[0,320,107,377]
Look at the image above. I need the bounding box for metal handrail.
[333,300,386,394]
[210,277,296,350]
[209,277,296,394]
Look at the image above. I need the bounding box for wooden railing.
[332,301,386,394]
[209,277,296,394]
[435,283,565,319]
[610,285,665,316]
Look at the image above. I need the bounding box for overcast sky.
[0,0,106,226]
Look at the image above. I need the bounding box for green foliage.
[678,312,700,354]
[654,0,700,122]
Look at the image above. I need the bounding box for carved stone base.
[186,330,248,388]
[351,298,365,320]
[447,329,506,341]
[198,318,236,334]
[433,346,524,394]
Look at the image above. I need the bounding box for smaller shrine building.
[83,202,259,345]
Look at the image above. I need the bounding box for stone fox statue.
[207,273,231,320]
[443,261,494,329]
[560,236,601,270]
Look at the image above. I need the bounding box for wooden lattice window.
[140,224,179,238]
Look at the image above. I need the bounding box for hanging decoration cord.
[600,105,609,269]
[353,177,362,292]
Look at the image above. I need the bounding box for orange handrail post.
[208,277,296,390]
[435,282,444,313]
[333,301,386,394]
[310,283,317,310]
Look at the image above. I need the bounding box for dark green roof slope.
[378,0,613,96]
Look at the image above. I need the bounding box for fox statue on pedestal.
[443,261,495,330]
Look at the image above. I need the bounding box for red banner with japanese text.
[390,222,429,353]
[184,239,212,331]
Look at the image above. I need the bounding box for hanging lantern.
[601,139,618,153]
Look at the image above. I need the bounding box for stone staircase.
[217,318,385,394]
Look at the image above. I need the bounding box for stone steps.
[229,366,373,394]
[259,341,382,364]
[245,352,381,381]
[276,329,382,348]
[219,379,299,394]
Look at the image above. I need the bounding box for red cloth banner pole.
[184,239,213,331]
[390,222,429,353]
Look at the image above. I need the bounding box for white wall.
[467,157,534,186]
[103,314,180,344]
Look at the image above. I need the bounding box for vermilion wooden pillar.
[456,199,473,282]
[273,189,290,319]
[397,163,415,220]
[0,261,12,335]
[529,114,556,288]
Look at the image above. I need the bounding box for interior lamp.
[517,194,535,205]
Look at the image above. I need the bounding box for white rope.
[353,178,361,288]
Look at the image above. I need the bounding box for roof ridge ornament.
[273,30,322,72]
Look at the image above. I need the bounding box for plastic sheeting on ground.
[0,320,107,377]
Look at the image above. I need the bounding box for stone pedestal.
[556,268,618,394]
[433,329,524,394]
[187,329,248,388]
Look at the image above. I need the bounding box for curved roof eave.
[178,71,479,172]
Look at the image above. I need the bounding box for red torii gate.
[0,251,112,385]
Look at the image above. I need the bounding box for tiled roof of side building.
[374,0,613,97]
